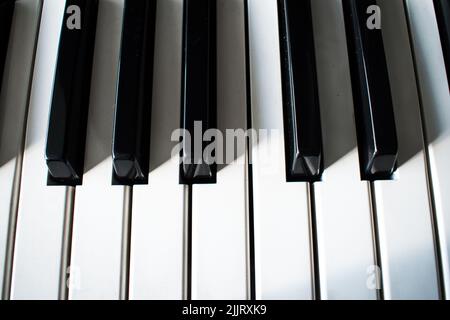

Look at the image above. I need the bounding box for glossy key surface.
[112,0,157,185]
[180,0,217,185]
[278,0,323,182]
[342,0,398,181]
[45,0,99,185]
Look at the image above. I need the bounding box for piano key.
[0,0,15,93]
[405,0,450,298]
[342,0,398,181]
[310,0,378,300]
[0,0,42,299]
[11,0,69,299]
[191,0,248,300]
[129,0,185,300]
[179,0,217,185]
[112,0,156,185]
[370,0,440,299]
[247,0,313,299]
[277,0,323,182]
[45,0,99,185]
[68,0,126,300]
[433,0,450,81]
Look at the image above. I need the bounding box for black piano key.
[277,0,323,182]
[0,0,15,93]
[342,0,398,180]
[179,0,217,185]
[112,0,157,185]
[46,0,99,185]
[434,0,450,82]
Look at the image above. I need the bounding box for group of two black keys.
[38,0,449,187]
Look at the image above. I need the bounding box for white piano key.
[0,0,42,298]
[190,0,248,300]
[130,167,185,300]
[68,0,125,300]
[310,0,377,300]
[247,0,313,300]
[192,163,248,300]
[405,0,450,298]
[10,0,67,300]
[370,0,440,300]
[129,0,185,300]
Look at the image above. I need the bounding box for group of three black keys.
[0,0,448,187]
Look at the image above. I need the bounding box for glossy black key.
[46,0,99,185]
[179,0,217,184]
[0,0,15,94]
[434,0,450,82]
[343,0,398,180]
[112,0,157,185]
[277,0,323,182]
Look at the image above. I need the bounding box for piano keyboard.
[0,0,449,300]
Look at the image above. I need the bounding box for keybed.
[0,0,449,300]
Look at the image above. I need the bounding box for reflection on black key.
[180,0,217,185]
[46,0,99,185]
[434,0,450,81]
[112,0,157,185]
[343,0,398,180]
[0,0,15,93]
[277,0,323,182]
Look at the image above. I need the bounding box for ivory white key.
[370,0,440,300]
[190,0,248,300]
[405,0,450,298]
[129,0,185,300]
[311,0,377,300]
[68,0,125,300]
[247,0,313,300]
[0,0,42,298]
[10,0,67,300]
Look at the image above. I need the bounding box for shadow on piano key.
[316,0,447,175]
[312,0,357,172]
[379,0,428,169]
[148,0,183,177]
[0,0,42,298]
[150,0,247,180]
[82,0,119,175]
[216,0,248,173]
[0,0,40,168]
